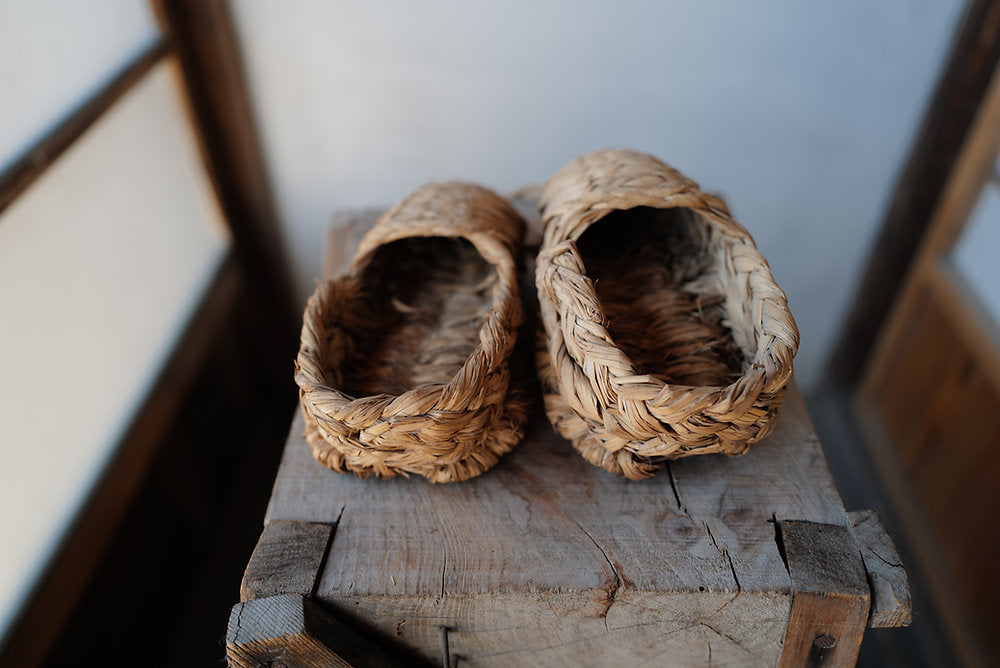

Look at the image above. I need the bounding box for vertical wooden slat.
[1,3,299,664]
[150,0,299,381]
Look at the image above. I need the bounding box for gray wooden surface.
[849,509,913,629]
[265,384,850,665]
[230,207,909,667]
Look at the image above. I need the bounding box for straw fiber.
[296,182,528,482]
[535,149,799,479]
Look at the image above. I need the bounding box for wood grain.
[268,383,849,664]
[240,520,335,602]
[848,510,912,629]
[778,521,870,668]
[227,594,402,668]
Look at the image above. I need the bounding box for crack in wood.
[724,550,741,595]
[574,521,623,630]
[666,462,685,512]
[705,592,741,622]
[698,621,754,656]
[439,543,448,599]
[234,601,246,638]
[865,546,903,570]
[703,521,742,595]
[704,520,722,551]
[772,514,789,571]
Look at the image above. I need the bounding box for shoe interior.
[575,206,744,388]
[338,236,496,397]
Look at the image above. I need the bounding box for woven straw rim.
[295,181,528,482]
[535,148,800,478]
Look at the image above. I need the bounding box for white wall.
[231,0,965,392]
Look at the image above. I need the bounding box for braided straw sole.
[295,182,529,483]
[535,149,799,479]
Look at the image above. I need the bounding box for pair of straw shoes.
[295,149,799,483]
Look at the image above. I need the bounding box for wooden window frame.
[0,2,294,665]
[824,0,1000,389]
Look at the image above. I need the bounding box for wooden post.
[778,520,871,667]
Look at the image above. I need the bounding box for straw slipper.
[295,182,529,483]
[535,149,799,479]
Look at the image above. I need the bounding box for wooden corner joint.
[776,514,912,667]
[226,593,402,668]
[777,519,868,668]
[226,517,403,667]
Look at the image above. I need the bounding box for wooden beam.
[825,0,1000,388]
[227,594,405,668]
[150,0,299,360]
[0,41,167,216]
[777,520,871,668]
[240,520,336,602]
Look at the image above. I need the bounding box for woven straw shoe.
[535,149,799,479]
[296,182,529,483]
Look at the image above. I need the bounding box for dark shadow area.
[43,278,297,668]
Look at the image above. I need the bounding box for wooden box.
[226,212,910,667]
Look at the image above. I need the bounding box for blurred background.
[1,0,997,665]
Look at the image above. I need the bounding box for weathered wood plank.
[848,510,913,629]
[226,594,402,668]
[778,520,870,668]
[266,386,847,664]
[335,590,790,666]
[240,520,334,602]
[666,387,848,596]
